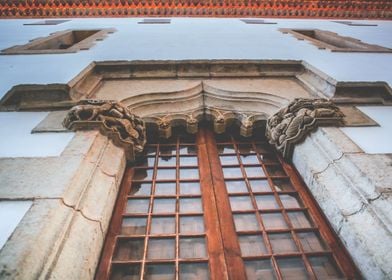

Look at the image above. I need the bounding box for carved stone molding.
[266,98,344,160]
[63,100,146,161]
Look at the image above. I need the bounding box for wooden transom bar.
[96,126,360,280]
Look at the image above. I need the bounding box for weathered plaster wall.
[293,127,392,279]
[0,130,126,279]
[0,18,392,99]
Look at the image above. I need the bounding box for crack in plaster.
[342,202,367,218]
[312,152,344,176]
[60,198,104,234]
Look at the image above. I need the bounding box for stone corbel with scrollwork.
[63,100,146,161]
[266,98,344,160]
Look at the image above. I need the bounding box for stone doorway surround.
[0,60,391,279]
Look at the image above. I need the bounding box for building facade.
[0,16,391,279]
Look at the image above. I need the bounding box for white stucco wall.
[0,18,391,157]
[0,112,74,157]
[0,201,32,250]
[0,18,392,99]
[341,106,392,153]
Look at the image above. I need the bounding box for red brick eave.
[0,1,391,20]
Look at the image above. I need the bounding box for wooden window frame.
[96,127,361,279]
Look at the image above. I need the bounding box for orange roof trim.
[0,1,391,19]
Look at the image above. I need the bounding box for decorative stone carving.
[266,98,344,160]
[63,100,146,161]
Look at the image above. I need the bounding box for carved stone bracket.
[63,100,146,161]
[266,98,344,160]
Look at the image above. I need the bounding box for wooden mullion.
[95,168,135,280]
[203,129,247,280]
[257,143,317,279]
[175,135,180,280]
[139,143,160,280]
[196,128,229,280]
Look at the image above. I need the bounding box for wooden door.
[96,127,360,280]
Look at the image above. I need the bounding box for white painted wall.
[0,201,32,249]
[0,18,392,99]
[0,18,391,157]
[341,106,392,154]
[0,112,74,157]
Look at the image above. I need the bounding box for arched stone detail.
[266,98,344,160]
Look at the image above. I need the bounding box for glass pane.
[261,213,288,229]
[249,179,271,192]
[180,156,198,166]
[156,168,176,180]
[180,237,207,258]
[262,154,278,163]
[239,234,267,256]
[225,180,248,193]
[179,145,197,155]
[121,217,147,235]
[265,165,286,176]
[111,264,140,280]
[217,144,235,154]
[180,182,201,195]
[269,233,298,253]
[180,216,205,234]
[150,217,175,234]
[278,258,309,280]
[238,144,254,153]
[220,155,239,165]
[255,195,279,210]
[144,264,175,280]
[244,166,265,177]
[180,198,203,213]
[113,238,144,261]
[147,238,175,260]
[140,157,155,167]
[240,154,259,164]
[158,156,176,166]
[180,262,209,280]
[233,213,260,231]
[153,198,176,213]
[255,144,270,154]
[298,232,328,252]
[288,211,313,228]
[134,169,154,181]
[159,145,176,156]
[126,199,149,214]
[309,256,344,279]
[245,259,276,280]
[273,179,295,192]
[229,196,254,211]
[280,194,302,208]
[145,146,157,155]
[223,167,243,178]
[130,182,151,196]
[180,168,199,179]
[155,182,176,195]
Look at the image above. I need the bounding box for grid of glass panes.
[110,135,209,280]
[217,137,345,280]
